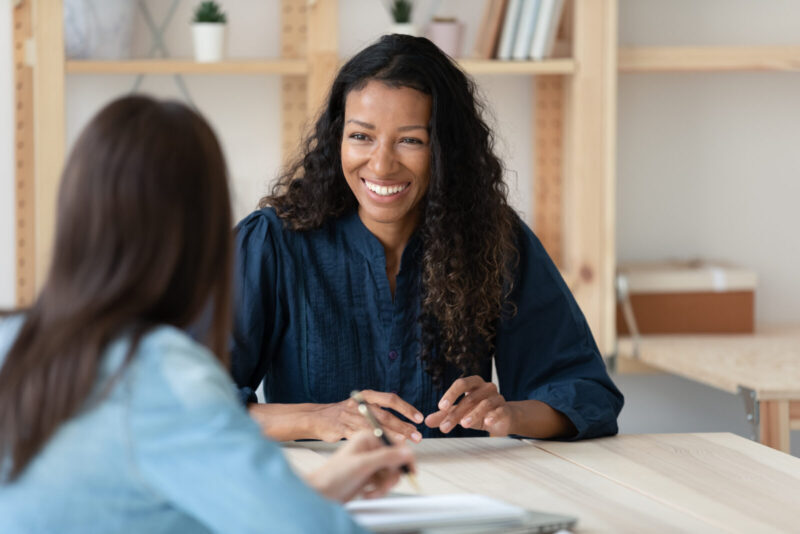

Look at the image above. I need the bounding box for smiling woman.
[229,34,623,445]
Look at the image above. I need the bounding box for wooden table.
[617,327,800,453]
[284,434,800,533]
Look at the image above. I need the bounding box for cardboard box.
[616,261,757,335]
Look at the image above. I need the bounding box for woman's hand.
[311,390,424,443]
[425,376,515,436]
[306,431,416,502]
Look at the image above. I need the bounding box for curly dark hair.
[262,34,518,386]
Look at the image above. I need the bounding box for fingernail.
[461,417,472,427]
[485,417,495,426]
[440,421,451,433]
[439,399,450,410]
[414,413,423,423]
[411,432,422,442]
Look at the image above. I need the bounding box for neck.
[358,211,419,276]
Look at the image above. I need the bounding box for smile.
[362,178,410,197]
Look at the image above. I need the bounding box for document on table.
[345,493,577,533]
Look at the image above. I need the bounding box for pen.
[350,390,421,493]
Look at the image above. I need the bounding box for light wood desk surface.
[618,327,800,452]
[284,434,800,533]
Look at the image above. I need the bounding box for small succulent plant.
[390,0,413,24]
[193,1,227,24]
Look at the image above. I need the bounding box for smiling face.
[341,80,432,239]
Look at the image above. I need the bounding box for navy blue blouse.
[231,207,623,439]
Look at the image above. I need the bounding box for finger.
[373,405,423,443]
[338,409,374,436]
[361,390,424,424]
[440,383,499,433]
[460,395,504,430]
[424,409,447,428]
[436,376,485,412]
[355,446,415,482]
[362,470,402,499]
[484,406,512,437]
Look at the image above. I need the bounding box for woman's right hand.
[306,430,416,502]
[312,390,424,443]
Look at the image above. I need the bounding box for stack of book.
[472,0,566,61]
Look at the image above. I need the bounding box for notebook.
[345,493,577,533]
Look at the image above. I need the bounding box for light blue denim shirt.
[0,316,366,534]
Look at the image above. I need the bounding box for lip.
[361,177,412,203]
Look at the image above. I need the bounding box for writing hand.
[306,430,416,502]
[313,390,424,443]
[425,376,514,436]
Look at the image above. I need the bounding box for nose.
[368,141,397,177]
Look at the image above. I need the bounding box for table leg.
[759,400,790,453]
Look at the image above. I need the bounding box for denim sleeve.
[495,221,624,440]
[230,210,280,404]
[127,333,365,534]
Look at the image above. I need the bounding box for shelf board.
[66,59,309,75]
[619,46,800,72]
[457,58,576,75]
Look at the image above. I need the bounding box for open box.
[616,261,757,335]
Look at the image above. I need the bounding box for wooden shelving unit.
[14,0,618,356]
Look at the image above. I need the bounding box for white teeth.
[364,180,408,196]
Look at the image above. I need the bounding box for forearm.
[506,399,577,439]
[247,403,324,442]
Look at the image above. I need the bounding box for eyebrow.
[345,119,429,133]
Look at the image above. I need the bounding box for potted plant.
[388,0,417,36]
[192,1,227,62]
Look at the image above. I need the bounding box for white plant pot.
[192,23,227,62]
[389,22,418,37]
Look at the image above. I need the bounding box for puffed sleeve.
[128,331,366,534]
[495,222,624,440]
[230,209,282,404]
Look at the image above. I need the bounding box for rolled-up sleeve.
[495,223,624,440]
[128,334,364,533]
[231,211,280,405]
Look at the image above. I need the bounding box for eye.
[400,137,424,145]
[349,133,369,141]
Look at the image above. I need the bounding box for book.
[472,0,509,59]
[496,0,524,60]
[529,0,565,60]
[512,0,542,60]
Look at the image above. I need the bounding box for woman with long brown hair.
[0,95,411,533]
[232,35,623,443]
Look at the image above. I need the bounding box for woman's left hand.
[424,376,515,436]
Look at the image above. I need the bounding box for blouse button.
[388,350,399,361]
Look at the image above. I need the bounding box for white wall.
[618,0,800,324]
[0,0,14,308]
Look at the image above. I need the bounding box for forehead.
[344,80,432,123]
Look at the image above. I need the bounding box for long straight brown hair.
[0,96,233,481]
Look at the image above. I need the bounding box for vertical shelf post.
[13,0,35,306]
[32,0,66,292]
[306,0,338,120]
[564,0,617,355]
[281,0,309,164]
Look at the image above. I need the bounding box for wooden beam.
[306,0,338,121]
[32,0,65,291]
[13,0,35,306]
[564,0,617,355]
[281,0,309,164]
[619,46,800,73]
[533,76,565,268]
